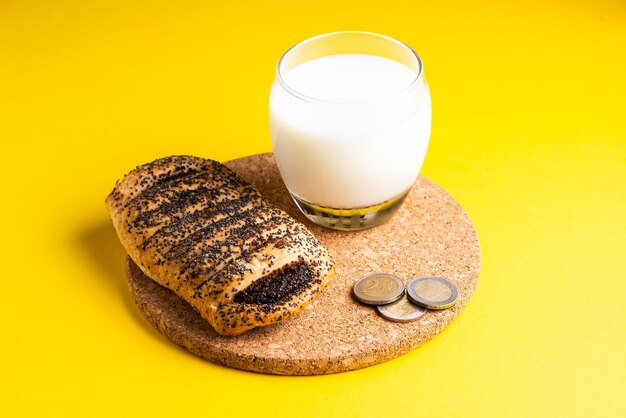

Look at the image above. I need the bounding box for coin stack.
[353,273,458,322]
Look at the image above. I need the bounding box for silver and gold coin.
[376,295,427,323]
[407,275,458,309]
[353,273,405,305]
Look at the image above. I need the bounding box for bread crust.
[106,156,335,336]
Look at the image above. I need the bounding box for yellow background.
[1,0,624,416]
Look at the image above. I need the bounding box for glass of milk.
[270,31,431,231]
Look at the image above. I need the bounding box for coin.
[376,295,427,323]
[406,275,458,309]
[353,273,405,305]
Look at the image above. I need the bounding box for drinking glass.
[270,31,431,231]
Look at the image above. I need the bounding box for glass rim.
[275,31,424,105]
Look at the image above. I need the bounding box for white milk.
[270,54,431,209]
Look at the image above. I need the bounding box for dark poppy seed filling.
[233,262,313,306]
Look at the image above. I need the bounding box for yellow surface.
[1,0,624,416]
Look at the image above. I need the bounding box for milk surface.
[283,54,416,103]
[270,54,431,209]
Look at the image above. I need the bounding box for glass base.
[291,191,410,231]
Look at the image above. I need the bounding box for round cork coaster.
[126,153,481,375]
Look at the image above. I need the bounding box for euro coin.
[376,295,427,323]
[353,273,404,305]
[407,275,458,309]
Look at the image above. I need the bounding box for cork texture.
[126,153,481,375]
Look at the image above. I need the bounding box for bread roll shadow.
[77,220,172,343]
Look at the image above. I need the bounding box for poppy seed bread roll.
[106,155,335,336]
